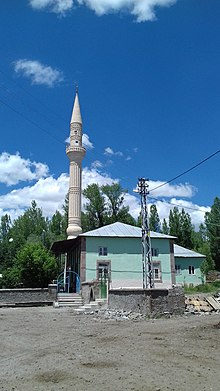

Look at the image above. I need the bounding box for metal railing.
[55,271,80,293]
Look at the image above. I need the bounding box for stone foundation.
[108,287,185,317]
[0,285,57,307]
[81,281,100,304]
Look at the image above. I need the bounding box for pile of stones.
[94,308,146,321]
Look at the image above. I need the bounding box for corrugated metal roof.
[80,222,176,239]
[174,244,205,258]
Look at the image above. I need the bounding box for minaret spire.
[66,89,86,239]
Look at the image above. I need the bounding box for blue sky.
[0,0,219,227]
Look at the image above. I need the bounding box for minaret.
[66,90,86,239]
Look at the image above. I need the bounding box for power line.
[0,97,64,145]
[149,149,220,193]
[149,196,209,213]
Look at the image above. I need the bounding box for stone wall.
[108,287,185,317]
[0,284,57,307]
[81,281,100,304]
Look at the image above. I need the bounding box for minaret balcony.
[66,145,86,160]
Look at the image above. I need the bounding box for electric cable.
[149,149,220,193]
[0,97,64,145]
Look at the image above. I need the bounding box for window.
[175,265,181,274]
[98,263,109,279]
[99,247,107,256]
[153,261,162,282]
[97,261,111,281]
[189,265,195,275]
[151,248,159,257]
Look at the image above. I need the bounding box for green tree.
[169,207,181,239]
[0,214,11,240]
[102,183,135,225]
[205,197,220,270]
[9,201,48,248]
[199,242,215,276]
[180,209,194,249]
[83,183,106,230]
[49,210,67,241]
[2,243,58,288]
[162,218,169,234]
[0,214,13,271]
[169,207,194,249]
[149,204,161,232]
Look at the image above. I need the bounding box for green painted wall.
[85,236,172,286]
[175,257,205,286]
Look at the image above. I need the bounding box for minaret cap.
[71,91,82,124]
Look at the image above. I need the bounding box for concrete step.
[54,293,84,308]
[71,299,108,313]
[57,298,83,302]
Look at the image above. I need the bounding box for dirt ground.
[0,307,220,391]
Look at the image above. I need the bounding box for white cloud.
[0,174,69,218]
[0,152,208,230]
[82,167,116,189]
[152,198,210,230]
[82,134,94,149]
[65,134,93,149]
[124,193,140,219]
[104,147,114,155]
[14,59,63,87]
[104,147,123,157]
[29,0,177,21]
[148,180,196,198]
[29,0,73,15]
[91,160,103,169]
[0,152,49,186]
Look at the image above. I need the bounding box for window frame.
[175,264,181,274]
[189,265,195,275]
[152,261,162,283]
[98,246,108,256]
[151,248,159,257]
[96,260,111,281]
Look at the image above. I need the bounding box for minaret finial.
[74,81,78,94]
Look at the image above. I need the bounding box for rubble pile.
[94,308,146,321]
[185,294,220,314]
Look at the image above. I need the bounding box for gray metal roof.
[174,244,205,258]
[80,222,176,239]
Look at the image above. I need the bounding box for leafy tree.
[180,209,194,249]
[83,183,106,230]
[162,218,169,234]
[149,204,161,232]
[205,197,220,270]
[2,243,58,288]
[0,214,11,240]
[0,214,13,271]
[102,183,135,225]
[49,210,67,241]
[199,242,215,276]
[9,201,48,248]
[169,207,194,249]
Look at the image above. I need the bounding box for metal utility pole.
[135,178,154,289]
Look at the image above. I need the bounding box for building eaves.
[174,244,205,258]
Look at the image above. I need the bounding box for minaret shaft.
[66,92,86,239]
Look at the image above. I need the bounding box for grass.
[184,281,220,294]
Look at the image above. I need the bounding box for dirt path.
[0,307,220,391]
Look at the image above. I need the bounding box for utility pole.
[135,178,154,289]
